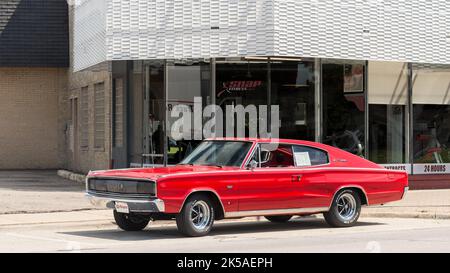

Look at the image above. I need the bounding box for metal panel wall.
[73,0,107,71]
[273,0,450,64]
[73,0,450,71]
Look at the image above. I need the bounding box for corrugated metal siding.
[0,0,69,67]
[73,0,450,71]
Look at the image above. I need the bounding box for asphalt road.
[1,215,450,253]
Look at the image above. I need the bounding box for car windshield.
[179,141,253,167]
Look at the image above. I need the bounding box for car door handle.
[291,175,303,182]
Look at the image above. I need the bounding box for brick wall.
[0,67,67,169]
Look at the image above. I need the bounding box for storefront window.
[322,62,365,156]
[369,105,406,163]
[142,61,165,166]
[368,61,408,164]
[412,66,450,164]
[216,60,268,137]
[271,61,315,141]
[166,60,211,164]
[413,105,450,163]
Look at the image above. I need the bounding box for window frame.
[245,142,330,169]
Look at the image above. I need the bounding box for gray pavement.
[0,170,97,214]
[1,170,450,252]
[1,215,450,252]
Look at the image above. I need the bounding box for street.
[1,213,450,253]
[1,171,450,253]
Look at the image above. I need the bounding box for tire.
[324,189,361,227]
[113,210,150,231]
[176,194,215,237]
[265,215,293,223]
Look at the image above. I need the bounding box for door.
[238,143,304,211]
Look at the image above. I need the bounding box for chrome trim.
[86,176,157,197]
[86,192,165,212]
[179,190,226,216]
[329,185,370,207]
[224,207,329,218]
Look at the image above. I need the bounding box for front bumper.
[86,192,165,213]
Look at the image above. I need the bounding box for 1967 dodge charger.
[86,138,409,237]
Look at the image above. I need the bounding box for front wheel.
[176,195,215,237]
[324,189,361,227]
[113,210,150,231]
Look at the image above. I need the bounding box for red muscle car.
[86,138,409,237]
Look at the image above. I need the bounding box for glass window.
[248,144,295,168]
[369,105,406,164]
[271,61,316,141]
[167,60,211,164]
[180,141,252,167]
[412,65,450,164]
[368,61,408,164]
[292,145,329,166]
[322,62,365,156]
[216,60,268,137]
[413,105,450,163]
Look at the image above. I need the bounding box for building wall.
[66,63,112,173]
[74,0,450,71]
[0,67,67,169]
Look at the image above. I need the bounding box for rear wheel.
[176,195,215,237]
[324,189,361,227]
[113,210,150,231]
[265,215,293,223]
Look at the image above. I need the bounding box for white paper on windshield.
[294,152,311,167]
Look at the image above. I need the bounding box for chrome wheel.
[190,200,211,231]
[337,193,357,221]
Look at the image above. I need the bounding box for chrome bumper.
[401,186,409,199]
[86,192,165,213]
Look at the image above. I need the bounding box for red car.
[86,138,409,237]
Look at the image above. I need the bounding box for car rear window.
[292,145,329,166]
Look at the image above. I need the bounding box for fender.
[178,188,226,215]
[329,185,370,208]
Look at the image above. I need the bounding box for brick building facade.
[0,0,69,169]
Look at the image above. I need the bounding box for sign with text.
[381,164,450,175]
[413,164,450,175]
[381,164,412,174]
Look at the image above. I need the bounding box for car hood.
[88,165,240,181]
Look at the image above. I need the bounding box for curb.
[361,211,450,220]
[57,169,86,184]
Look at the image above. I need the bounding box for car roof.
[204,137,326,148]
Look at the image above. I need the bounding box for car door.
[289,144,331,208]
[237,143,304,212]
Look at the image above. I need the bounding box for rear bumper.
[86,192,165,213]
[401,186,409,199]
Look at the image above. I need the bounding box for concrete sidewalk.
[0,170,99,214]
[0,170,449,221]
[363,189,450,219]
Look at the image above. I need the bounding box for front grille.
[87,178,156,196]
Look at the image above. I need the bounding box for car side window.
[292,145,329,167]
[252,144,295,168]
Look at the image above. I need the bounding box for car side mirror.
[248,160,258,170]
